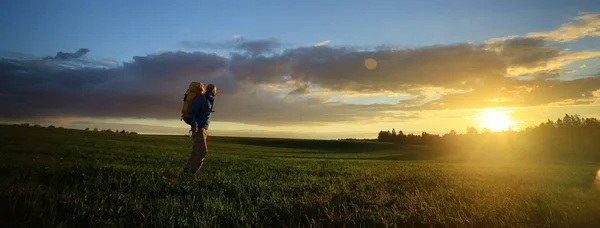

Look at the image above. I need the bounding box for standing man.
[183,84,216,174]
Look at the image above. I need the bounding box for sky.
[1,0,600,139]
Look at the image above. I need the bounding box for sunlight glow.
[478,110,514,132]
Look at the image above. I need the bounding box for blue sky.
[2,0,598,61]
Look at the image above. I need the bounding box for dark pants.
[184,128,208,173]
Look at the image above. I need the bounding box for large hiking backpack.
[181,81,206,125]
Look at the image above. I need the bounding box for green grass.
[1,125,599,227]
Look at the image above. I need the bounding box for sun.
[478,110,514,132]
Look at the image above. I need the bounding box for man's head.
[206,84,217,96]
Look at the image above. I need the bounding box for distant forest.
[15,123,138,135]
[377,114,600,161]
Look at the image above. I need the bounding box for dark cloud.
[2,35,600,126]
[288,84,310,95]
[229,53,289,84]
[180,36,591,95]
[0,48,420,125]
[483,36,600,76]
[180,38,282,56]
[282,44,507,92]
[495,38,561,69]
[220,44,509,93]
[0,50,230,122]
[236,38,282,56]
[43,48,90,60]
[513,77,600,105]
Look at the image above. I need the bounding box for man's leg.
[184,128,208,173]
[194,128,208,170]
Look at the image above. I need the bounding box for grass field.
[1,124,599,227]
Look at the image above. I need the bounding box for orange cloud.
[593,89,600,98]
[506,51,600,76]
[526,12,600,42]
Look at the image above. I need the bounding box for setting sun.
[478,110,514,132]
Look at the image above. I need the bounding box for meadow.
[1,124,599,227]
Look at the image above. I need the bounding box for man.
[183,84,216,174]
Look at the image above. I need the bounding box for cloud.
[525,12,600,42]
[3,38,599,125]
[314,40,331,47]
[287,84,311,95]
[213,88,420,126]
[407,77,600,111]
[505,50,600,76]
[482,36,600,76]
[495,38,561,69]
[529,69,574,80]
[180,38,282,56]
[43,48,90,60]
[0,49,423,126]
[231,44,508,93]
[593,89,600,98]
[0,50,230,121]
[3,12,600,127]
[236,38,282,56]
[479,12,600,77]
[4,41,598,126]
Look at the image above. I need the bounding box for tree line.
[377,114,600,161]
[84,127,138,135]
[16,123,138,135]
[378,114,599,143]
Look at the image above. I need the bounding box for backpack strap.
[199,94,207,113]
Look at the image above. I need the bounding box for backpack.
[181,81,206,125]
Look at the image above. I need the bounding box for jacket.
[187,93,214,130]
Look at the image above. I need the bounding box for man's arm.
[188,96,204,129]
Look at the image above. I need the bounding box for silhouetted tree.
[396,130,406,144]
[466,126,478,135]
[378,130,392,142]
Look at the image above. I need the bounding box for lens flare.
[364,58,377,70]
[595,169,600,190]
